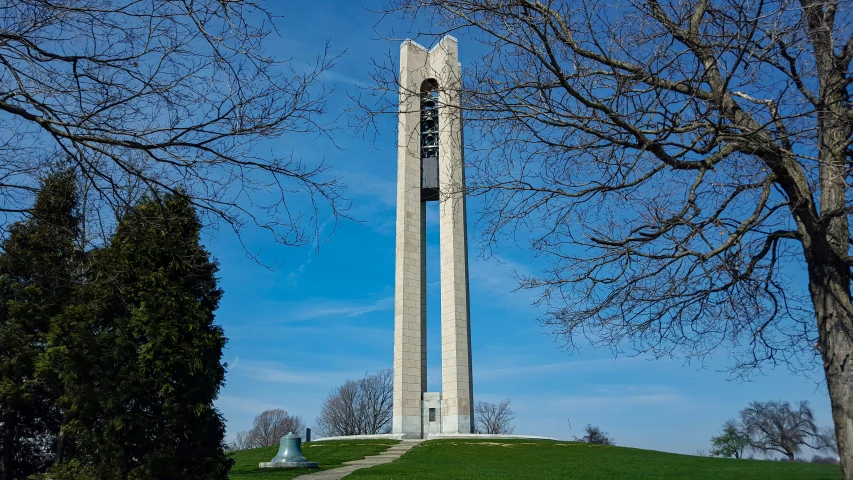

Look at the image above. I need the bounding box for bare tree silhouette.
[316,370,393,437]
[0,0,350,253]
[356,1,853,475]
[474,399,515,434]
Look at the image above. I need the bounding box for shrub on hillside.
[574,424,615,446]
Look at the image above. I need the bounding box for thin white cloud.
[286,218,333,284]
[242,324,390,338]
[237,360,327,384]
[468,255,537,307]
[286,258,311,284]
[322,169,399,235]
[288,295,394,322]
[292,58,370,89]
[230,295,395,329]
[545,385,692,412]
[476,357,637,380]
[216,395,288,415]
[474,384,695,415]
[320,69,369,88]
[334,169,396,208]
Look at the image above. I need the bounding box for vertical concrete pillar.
[434,37,474,435]
[393,40,428,438]
[393,36,473,438]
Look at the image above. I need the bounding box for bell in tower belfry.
[392,36,474,439]
[421,81,440,201]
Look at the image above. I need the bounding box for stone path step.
[292,440,423,480]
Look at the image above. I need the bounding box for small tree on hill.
[0,171,80,480]
[710,420,751,459]
[316,369,392,437]
[575,424,615,446]
[226,432,250,452]
[46,194,232,479]
[474,399,515,435]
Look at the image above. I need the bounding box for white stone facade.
[392,36,474,439]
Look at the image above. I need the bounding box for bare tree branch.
[357,0,853,475]
[0,0,351,257]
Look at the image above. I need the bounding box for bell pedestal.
[258,461,319,469]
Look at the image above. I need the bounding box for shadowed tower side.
[393,36,473,439]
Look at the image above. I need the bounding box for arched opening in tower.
[420,78,443,393]
[420,79,440,202]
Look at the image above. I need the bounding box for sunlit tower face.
[421,82,440,201]
[394,36,472,438]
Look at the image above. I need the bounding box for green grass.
[345,439,842,480]
[228,439,399,479]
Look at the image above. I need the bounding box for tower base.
[393,392,473,439]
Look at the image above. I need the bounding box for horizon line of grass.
[346,439,842,480]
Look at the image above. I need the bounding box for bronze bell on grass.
[271,432,309,463]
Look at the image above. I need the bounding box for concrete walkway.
[292,439,423,480]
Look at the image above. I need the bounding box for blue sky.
[209,0,833,456]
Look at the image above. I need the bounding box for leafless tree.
[317,379,360,438]
[474,399,515,434]
[230,409,306,450]
[740,400,828,461]
[821,425,840,455]
[226,431,250,452]
[247,409,306,448]
[315,369,393,437]
[358,368,394,435]
[360,0,853,475]
[574,424,615,446]
[0,0,349,252]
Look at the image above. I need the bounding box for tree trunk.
[800,2,853,475]
[807,255,853,478]
[54,414,68,466]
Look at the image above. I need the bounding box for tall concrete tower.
[392,36,473,439]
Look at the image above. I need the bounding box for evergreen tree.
[0,172,80,480]
[47,194,232,479]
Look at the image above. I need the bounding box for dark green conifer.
[48,194,232,479]
[0,172,80,480]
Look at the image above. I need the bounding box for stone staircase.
[292,439,423,480]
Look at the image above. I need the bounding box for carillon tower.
[392,36,474,439]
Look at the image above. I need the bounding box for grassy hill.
[228,439,398,479]
[230,438,842,480]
